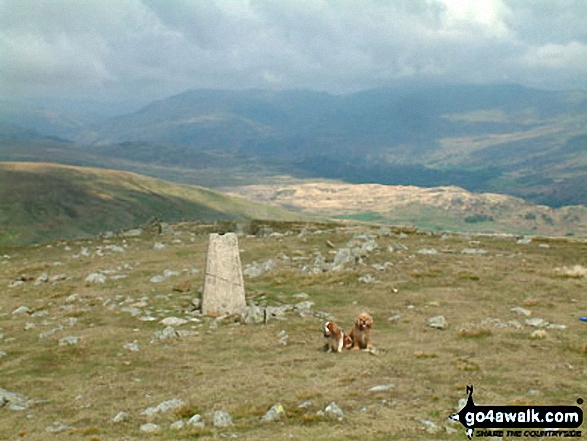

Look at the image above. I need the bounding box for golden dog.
[347,312,373,350]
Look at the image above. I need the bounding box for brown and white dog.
[347,312,373,350]
[323,321,347,353]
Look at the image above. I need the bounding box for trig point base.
[201,233,246,316]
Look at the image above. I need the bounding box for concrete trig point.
[202,233,246,316]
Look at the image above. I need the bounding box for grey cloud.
[0,0,586,102]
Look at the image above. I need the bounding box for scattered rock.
[112,411,129,423]
[0,388,29,410]
[421,419,441,434]
[58,336,80,346]
[12,306,31,316]
[388,314,401,322]
[244,303,265,325]
[358,274,378,283]
[461,248,487,255]
[277,330,289,345]
[150,275,166,283]
[418,248,438,255]
[187,414,205,428]
[153,242,165,250]
[46,422,72,433]
[160,317,188,327]
[85,273,106,284]
[213,410,233,427]
[525,318,548,328]
[428,315,447,330]
[262,403,286,423]
[368,384,396,392]
[123,342,140,352]
[531,330,547,339]
[170,420,185,430]
[49,274,67,283]
[511,306,531,317]
[141,399,186,417]
[244,260,276,278]
[122,228,143,237]
[324,402,344,421]
[0,351,6,358]
[164,269,180,278]
[140,423,160,433]
[151,326,179,342]
[35,273,49,285]
[517,237,532,245]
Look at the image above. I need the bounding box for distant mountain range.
[1,83,586,207]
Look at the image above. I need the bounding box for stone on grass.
[324,402,344,421]
[428,315,447,330]
[358,274,377,284]
[262,403,286,423]
[188,414,205,428]
[511,306,531,317]
[525,318,548,328]
[58,336,80,346]
[421,420,441,434]
[46,423,72,433]
[170,420,185,430]
[368,384,396,392]
[160,317,188,326]
[244,303,265,325]
[12,306,31,316]
[153,242,165,250]
[531,330,547,339]
[0,388,29,410]
[213,410,233,427]
[123,342,140,352]
[112,411,129,423]
[150,275,166,283]
[140,423,160,433]
[85,273,106,284]
[141,399,186,417]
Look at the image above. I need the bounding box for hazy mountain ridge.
[2,84,587,206]
[0,162,299,247]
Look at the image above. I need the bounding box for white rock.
[163,269,179,278]
[150,275,166,283]
[213,410,233,427]
[160,317,188,327]
[112,411,129,423]
[140,423,160,433]
[170,420,185,430]
[141,399,185,417]
[368,384,396,392]
[123,342,140,352]
[428,315,447,330]
[421,420,441,434]
[511,306,531,317]
[525,318,548,328]
[46,423,72,433]
[324,402,344,421]
[85,273,106,284]
[262,403,286,423]
[12,306,31,316]
[187,414,205,428]
[59,336,80,346]
[35,273,49,285]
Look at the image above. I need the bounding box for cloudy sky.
[1,0,587,103]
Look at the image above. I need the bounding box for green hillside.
[0,162,299,247]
